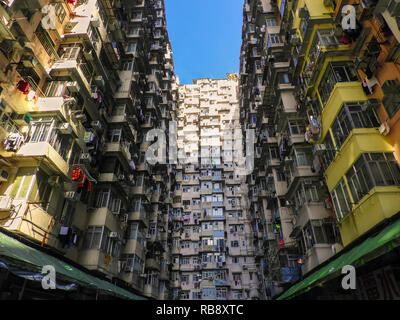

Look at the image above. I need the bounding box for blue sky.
[165,0,243,84]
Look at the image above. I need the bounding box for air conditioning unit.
[74,112,87,123]
[83,49,94,61]
[64,191,78,201]
[59,123,73,135]
[80,153,91,161]
[0,169,9,182]
[379,122,390,136]
[140,273,147,278]
[243,265,248,270]
[91,120,102,130]
[95,76,105,87]
[48,176,61,186]
[109,232,119,238]
[63,97,77,107]
[66,81,80,92]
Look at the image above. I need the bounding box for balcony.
[200,245,214,252]
[145,258,161,271]
[2,200,58,248]
[143,284,159,299]
[320,82,367,141]
[104,142,132,165]
[123,239,146,260]
[324,129,394,192]
[16,141,69,177]
[128,208,148,228]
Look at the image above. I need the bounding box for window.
[295,149,312,167]
[55,3,66,23]
[44,81,66,97]
[266,18,278,26]
[346,153,400,204]
[127,42,137,53]
[216,288,227,298]
[269,34,282,44]
[122,61,133,71]
[288,120,306,136]
[331,102,379,149]
[317,29,340,47]
[331,178,352,219]
[61,46,80,60]
[126,223,139,240]
[83,226,103,249]
[318,62,358,106]
[321,133,336,169]
[36,25,56,58]
[29,119,54,143]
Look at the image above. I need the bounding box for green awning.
[0,232,146,300]
[277,218,400,300]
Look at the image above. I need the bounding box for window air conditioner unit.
[64,191,78,201]
[74,112,87,123]
[95,76,105,87]
[59,123,73,135]
[379,121,390,136]
[0,169,9,182]
[66,81,80,92]
[91,121,102,130]
[83,49,94,61]
[109,232,119,238]
[80,153,92,164]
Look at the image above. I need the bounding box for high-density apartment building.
[169,77,262,300]
[240,0,400,300]
[0,0,176,300]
